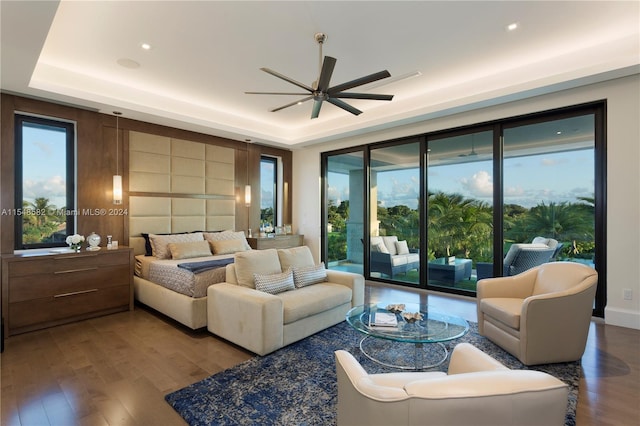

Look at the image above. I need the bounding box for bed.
[130,231,250,329]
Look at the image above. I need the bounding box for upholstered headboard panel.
[128,131,237,255]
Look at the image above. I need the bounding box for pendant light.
[113,111,123,205]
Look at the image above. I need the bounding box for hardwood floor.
[1,281,638,425]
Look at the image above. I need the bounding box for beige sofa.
[335,343,568,426]
[207,246,365,355]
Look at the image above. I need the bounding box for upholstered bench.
[207,246,365,355]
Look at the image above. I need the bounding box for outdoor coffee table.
[346,303,469,370]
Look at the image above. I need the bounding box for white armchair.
[477,261,598,365]
[335,343,568,426]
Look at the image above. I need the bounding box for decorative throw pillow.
[372,241,389,254]
[234,249,282,288]
[292,262,327,288]
[204,230,252,251]
[149,232,204,259]
[396,240,410,255]
[277,246,314,271]
[254,269,295,295]
[168,240,211,260]
[382,236,399,255]
[209,239,247,255]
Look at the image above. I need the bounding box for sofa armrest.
[370,251,392,262]
[447,343,508,375]
[325,270,365,306]
[207,283,284,355]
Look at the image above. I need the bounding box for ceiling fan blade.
[246,91,311,95]
[328,70,391,94]
[311,99,323,119]
[327,98,363,116]
[270,96,313,112]
[333,92,394,101]
[260,68,314,92]
[316,56,337,92]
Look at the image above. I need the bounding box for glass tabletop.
[346,303,469,344]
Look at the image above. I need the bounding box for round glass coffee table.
[346,303,469,370]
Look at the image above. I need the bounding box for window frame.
[14,113,77,250]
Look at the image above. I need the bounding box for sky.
[21,124,68,209]
[328,149,595,210]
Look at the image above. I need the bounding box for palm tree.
[22,197,63,244]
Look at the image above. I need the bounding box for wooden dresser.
[247,234,304,250]
[1,247,133,337]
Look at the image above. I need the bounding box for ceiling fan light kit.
[246,33,394,119]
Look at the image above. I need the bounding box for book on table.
[370,311,398,327]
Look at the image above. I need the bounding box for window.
[260,156,278,228]
[321,102,605,315]
[14,114,76,249]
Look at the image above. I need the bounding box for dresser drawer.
[8,264,130,303]
[8,250,130,277]
[9,285,131,332]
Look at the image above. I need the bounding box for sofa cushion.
[234,249,282,288]
[396,240,410,255]
[371,241,389,254]
[254,269,295,295]
[382,236,399,255]
[278,283,352,324]
[480,298,524,330]
[278,246,315,270]
[292,262,327,288]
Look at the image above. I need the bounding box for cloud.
[23,175,66,207]
[460,170,493,197]
[540,157,569,167]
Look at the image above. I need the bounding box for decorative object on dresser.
[1,247,134,338]
[86,232,101,251]
[65,233,85,252]
[247,234,304,250]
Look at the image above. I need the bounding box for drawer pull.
[54,267,98,274]
[56,254,98,259]
[54,289,98,298]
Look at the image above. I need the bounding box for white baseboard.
[605,306,640,330]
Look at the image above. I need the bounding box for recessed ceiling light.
[141,43,152,50]
[506,22,519,31]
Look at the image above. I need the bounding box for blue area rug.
[165,321,580,425]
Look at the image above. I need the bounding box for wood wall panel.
[0,94,292,254]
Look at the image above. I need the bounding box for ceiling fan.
[245,33,394,119]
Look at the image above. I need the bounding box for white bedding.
[135,254,233,298]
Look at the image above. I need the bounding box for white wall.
[292,74,640,330]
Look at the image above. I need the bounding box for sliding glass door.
[320,102,604,314]
[323,149,365,274]
[426,130,494,292]
[369,140,421,284]
[501,114,596,275]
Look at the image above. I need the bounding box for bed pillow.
[149,232,204,259]
[209,238,248,255]
[254,269,295,295]
[204,230,252,251]
[234,249,282,288]
[292,262,327,288]
[277,246,314,271]
[168,240,212,260]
